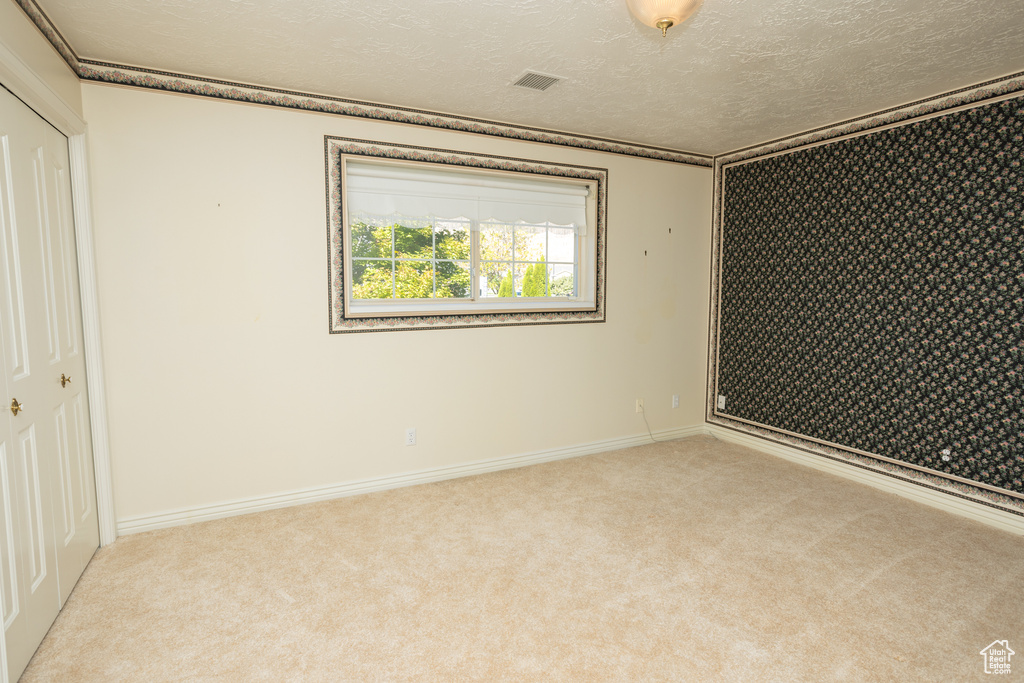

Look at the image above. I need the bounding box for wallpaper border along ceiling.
[16,0,1024,167]
[12,0,712,168]
[708,72,1024,518]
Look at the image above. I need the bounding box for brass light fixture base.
[624,0,703,38]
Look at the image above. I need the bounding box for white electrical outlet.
[717,395,727,410]
[635,398,644,414]
[941,448,951,462]
[405,428,416,446]
[672,394,679,409]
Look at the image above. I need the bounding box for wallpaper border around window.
[707,79,1024,518]
[325,137,608,333]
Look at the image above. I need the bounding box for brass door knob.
[60,373,72,388]
[10,398,24,416]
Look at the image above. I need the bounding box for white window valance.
[345,160,590,234]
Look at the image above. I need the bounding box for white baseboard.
[117,425,706,535]
[116,423,1024,537]
[704,424,1024,536]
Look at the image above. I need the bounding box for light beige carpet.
[22,435,1024,681]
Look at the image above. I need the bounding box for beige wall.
[81,83,712,522]
[0,0,81,117]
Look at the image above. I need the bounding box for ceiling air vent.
[512,71,564,92]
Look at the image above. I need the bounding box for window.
[327,138,607,332]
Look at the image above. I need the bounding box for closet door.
[39,117,99,608]
[0,85,99,682]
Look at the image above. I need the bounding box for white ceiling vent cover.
[512,71,564,92]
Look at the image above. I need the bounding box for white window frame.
[326,138,608,333]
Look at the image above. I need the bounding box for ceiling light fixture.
[625,0,703,37]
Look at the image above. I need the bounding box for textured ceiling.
[32,0,1024,156]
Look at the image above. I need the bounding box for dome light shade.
[625,0,704,36]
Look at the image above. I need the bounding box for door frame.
[0,43,117,548]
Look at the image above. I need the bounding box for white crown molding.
[0,35,83,136]
[117,425,707,535]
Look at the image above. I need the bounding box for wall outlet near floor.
[672,394,679,409]
[635,398,644,414]
[941,448,951,462]
[717,394,727,410]
[405,428,417,446]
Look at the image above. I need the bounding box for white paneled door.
[0,85,99,682]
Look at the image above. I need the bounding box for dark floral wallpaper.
[717,96,1023,495]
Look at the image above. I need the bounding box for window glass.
[344,160,589,308]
